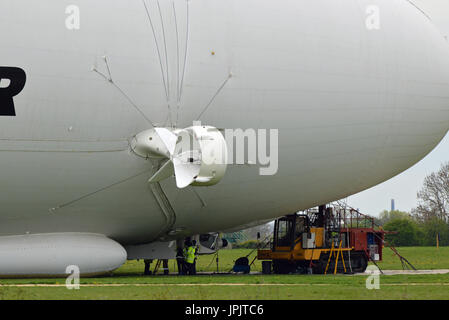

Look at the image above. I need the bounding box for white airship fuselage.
[0,0,449,276]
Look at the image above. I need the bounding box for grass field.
[0,247,448,300]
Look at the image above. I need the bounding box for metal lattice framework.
[223,231,248,244]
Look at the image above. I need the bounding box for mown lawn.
[372,246,449,270]
[0,247,447,300]
[0,273,449,300]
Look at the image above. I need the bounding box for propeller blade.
[172,152,201,188]
[148,160,175,183]
[154,128,178,156]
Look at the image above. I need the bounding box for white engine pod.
[0,233,126,277]
[142,125,228,188]
[130,129,172,159]
[187,126,227,187]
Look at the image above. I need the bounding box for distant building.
[391,199,395,211]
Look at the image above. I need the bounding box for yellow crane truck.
[257,205,385,274]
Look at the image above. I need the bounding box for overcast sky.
[347,0,449,216]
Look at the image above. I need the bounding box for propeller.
[131,125,227,188]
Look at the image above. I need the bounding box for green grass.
[1,273,449,300]
[0,247,448,300]
[373,246,449,270]
[1,282,449,300]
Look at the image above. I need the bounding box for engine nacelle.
[184,125,227,187]
[134,125,228,189]
[198,233,229,254]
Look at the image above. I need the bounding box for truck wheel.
[262,261,272,274]
[312,260,326,274]
[273,260,294,274]
[350,253,368,273]
[358,255,368,273]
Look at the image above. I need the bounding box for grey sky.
[347,0,449,216]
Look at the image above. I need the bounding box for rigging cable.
[50,169,153,212]
[157,0,173,127]
[142,0,170,103]
[92,57,155,127]
[177,0,190,125]
[196,73,232,121]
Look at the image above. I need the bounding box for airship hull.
[0,0,448,259]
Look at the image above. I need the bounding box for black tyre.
[273,260,295,274]
[262,261,272,274]
[349,252,368,273]
[314,252,367,274]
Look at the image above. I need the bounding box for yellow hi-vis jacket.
[185,246,196,264]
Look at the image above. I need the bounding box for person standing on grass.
[192,240,199,275]
[176,247,185,275]
[143,259,152,276]
[184,240,196,275]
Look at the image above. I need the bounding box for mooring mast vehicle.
[258,205,385,274]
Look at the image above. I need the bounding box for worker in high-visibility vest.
[184,242,196,275]
[182,247,189,274]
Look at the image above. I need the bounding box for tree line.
[379,162,449,247]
